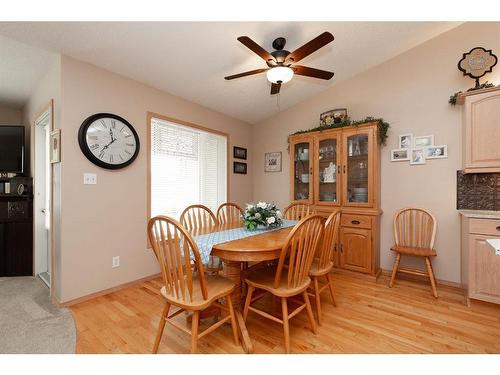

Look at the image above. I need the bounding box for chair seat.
[161,274,235,310]
[390,245,437,257]
[245,266,311,297]
[309,258,334,276]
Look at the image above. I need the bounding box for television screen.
[0,126,24,173]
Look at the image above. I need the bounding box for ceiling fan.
[224,32,335,95]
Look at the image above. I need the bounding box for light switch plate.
[112,256,120,268]
[83,173,97,185]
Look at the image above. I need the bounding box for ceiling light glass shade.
[266,66,294,84]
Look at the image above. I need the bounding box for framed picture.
[398,133,413,149]
[410,148,426,165]
[320,108,347,126]
[264,152,282,172]
[50,129,61,163]
[233,162,247,174]
[425,145,448,159]
[414,135,434,148]
[233,146,247,160]
[390,148,410,162]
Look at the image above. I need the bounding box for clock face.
[78,113,140,169]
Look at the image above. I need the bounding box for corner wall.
[251,22,500,283]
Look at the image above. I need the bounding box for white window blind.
[150,117,227,219]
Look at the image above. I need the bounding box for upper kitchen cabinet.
[459,86,500,173]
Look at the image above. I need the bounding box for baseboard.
[58,273,161,307]
[380,269,463,292]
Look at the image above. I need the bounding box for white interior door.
[34,109,52,287]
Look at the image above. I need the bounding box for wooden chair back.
[275,215,325,289]
[316,210,341,271]
[393,208,437,249]
[180,204,218,235]
[283,203,313,221]
[148,215,208,303]
[216,202,243,225]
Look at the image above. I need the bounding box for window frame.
[147,111,230,237]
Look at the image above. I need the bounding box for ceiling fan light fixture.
[266,66,294,84]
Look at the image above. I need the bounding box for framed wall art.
[233,146,247,160]
[264,152,282,172]
[233,161,247,174]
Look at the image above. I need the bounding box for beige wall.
[58,56,253,302]
[0,104,22,125]
[252,22,500,283]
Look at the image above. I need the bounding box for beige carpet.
[0,277,76,353]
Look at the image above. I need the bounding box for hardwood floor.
[70,271,500,354]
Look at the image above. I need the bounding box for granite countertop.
[458,209,500,219]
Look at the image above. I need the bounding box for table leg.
[223,260,254,354]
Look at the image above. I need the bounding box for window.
[149,115,227,219]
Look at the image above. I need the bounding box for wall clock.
[78,113,140,169]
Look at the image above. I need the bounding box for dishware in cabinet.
[289,136,313,204]
[341,127,377,207]
[314,132,341,208]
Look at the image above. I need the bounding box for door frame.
[32,100,55,294]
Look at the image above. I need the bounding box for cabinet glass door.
[292,140,312,202]
[342,129,373,206]
[315,136,339,206]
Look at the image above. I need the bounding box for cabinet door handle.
[351,220,360,225]
[343,165,346,174]
[340,243,343,253]
[334,244,337,252]
[496,226,500,231]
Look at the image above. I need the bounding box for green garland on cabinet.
[290,116,390,145]
[449,81,496,105]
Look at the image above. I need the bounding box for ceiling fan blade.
[237,36,276,63]
[286,32,334,63]
[293,65,335,80]
[224,68,268,80]
[270,82,281,95]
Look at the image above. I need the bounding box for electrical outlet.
[496,248,500,256]
[83,173,97,185]
[112,256,120,268]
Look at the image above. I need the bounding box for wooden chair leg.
[152,302,170,354]
[226,294,239,345]
[313,277,322,325]
[326,273,336,307]
[281,297,290,354]
[243,285,254,321]
[190,310,200,354]
[389,253,401,287]
[303,291,317,334]
[425,257,438,298]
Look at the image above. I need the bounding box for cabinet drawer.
[469,218,500,236]
[341,214,372,229]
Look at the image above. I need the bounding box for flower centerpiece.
[243,202,283,230]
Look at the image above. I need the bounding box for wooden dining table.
[194,222,295,354]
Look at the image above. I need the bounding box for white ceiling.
[0,22,461,123]
[0,34,57,108]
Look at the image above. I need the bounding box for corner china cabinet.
[288,122,381,276]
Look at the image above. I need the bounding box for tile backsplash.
[457,171,500,210]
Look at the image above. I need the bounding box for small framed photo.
[50,129,61,163]
[425,145,448,159]
[233,146,247,160]
[410,148,426,165]
[233,161,247,174]
[391,148,410,162]
[320,108,347,126]
[398,133,413,149]
[264,152,282,172]
[414,135,434,148]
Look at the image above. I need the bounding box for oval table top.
[210,225,293,262]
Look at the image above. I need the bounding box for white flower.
[246,204,255,210]
[267,216,276,224]
[257,202,267,209]
[255,212,261,219]
[276,210,282,219]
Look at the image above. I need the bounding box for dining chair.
[216,202,243,225]
[283,202,313,221]
[309,210,341,325]
[242,214,325,353]
[180,204,218,235]
[389,208,438,298]
[148,215,239,354]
